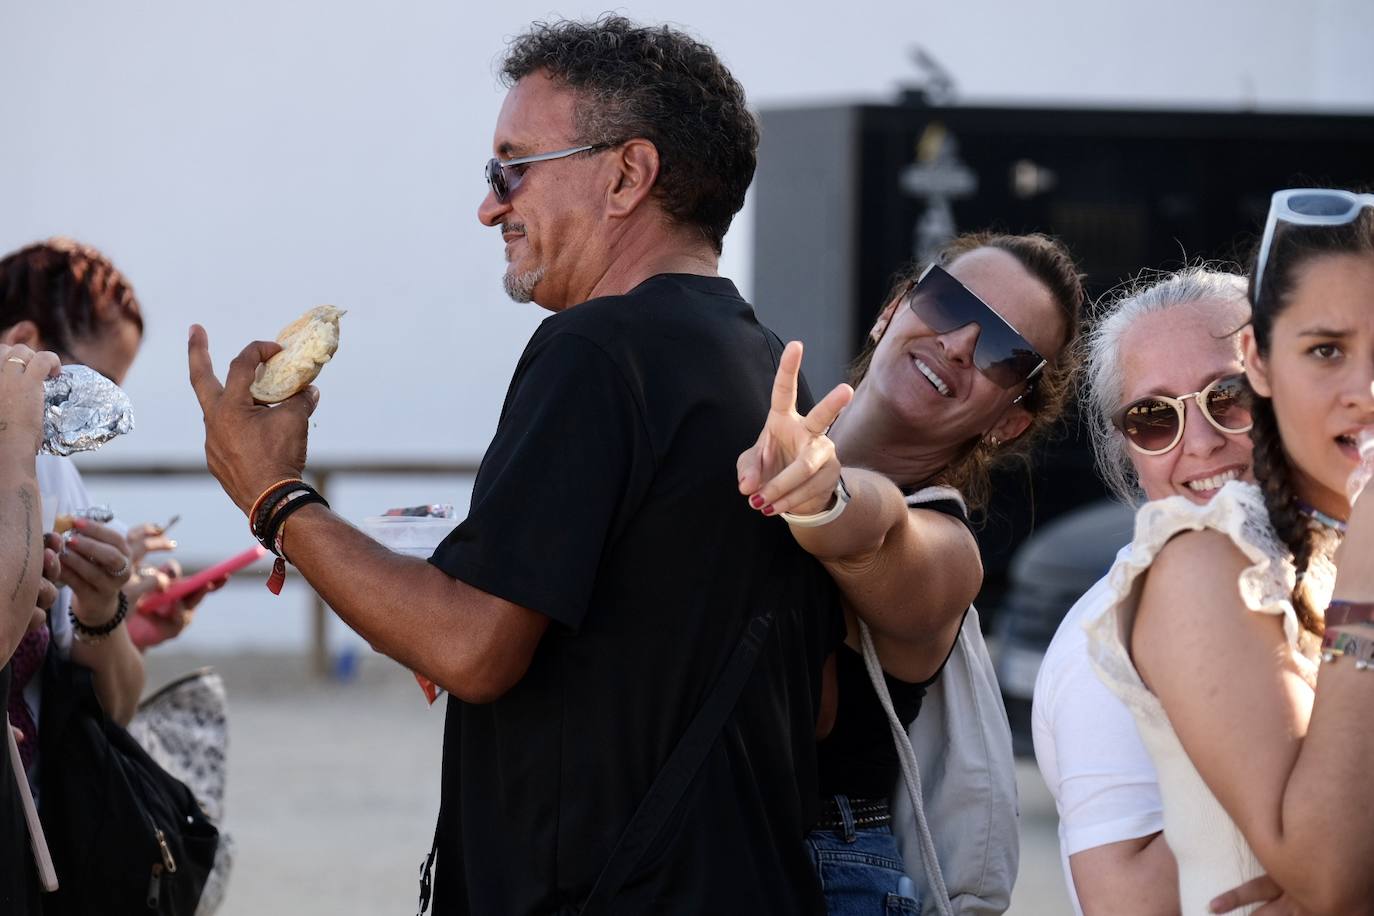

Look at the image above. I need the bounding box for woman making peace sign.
[739,232,1084,913]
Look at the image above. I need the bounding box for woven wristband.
[263,489,328,556]
[1326,601,1374,628]
[1321,627,1374,667]
[253,483,313,547]
[249,478,307,540]
[261,489,329,595]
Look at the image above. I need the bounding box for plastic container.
[360,515,459,558]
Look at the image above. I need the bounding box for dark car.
[991,498,1136,757]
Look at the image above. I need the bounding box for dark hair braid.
[0,238,144,349]
[1245,386,1324,637]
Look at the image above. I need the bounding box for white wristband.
[781,477,850,528]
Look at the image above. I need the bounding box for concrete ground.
[145,652,1071,915]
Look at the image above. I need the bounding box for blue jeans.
[805,795,921,915]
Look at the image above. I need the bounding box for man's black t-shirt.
[428,274,842,915]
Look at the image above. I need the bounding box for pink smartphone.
[137,545,267,616]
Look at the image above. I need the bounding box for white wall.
[1,0,1369,650]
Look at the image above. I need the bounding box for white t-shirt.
[1031,544,1164,916]
[20,455,98,732]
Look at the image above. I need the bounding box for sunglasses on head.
[904,264,1047,391]
[1254,188,1374,304]
[484,142,620,204]
[1113,373,1253,456]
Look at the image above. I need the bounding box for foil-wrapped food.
[41,364,135,456]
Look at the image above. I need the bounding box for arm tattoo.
[9,486,34,602]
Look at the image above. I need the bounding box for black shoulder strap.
[416,609,775,916]
[577,609,774,915]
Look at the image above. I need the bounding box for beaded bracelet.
[69,591,129,644]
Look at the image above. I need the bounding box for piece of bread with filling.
[250,305,346,403]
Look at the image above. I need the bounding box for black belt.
[816,796,891,831]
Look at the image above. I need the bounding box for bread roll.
[250,305,345,403]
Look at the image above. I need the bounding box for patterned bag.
[129,668,235,916]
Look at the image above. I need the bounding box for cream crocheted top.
[1084,481,1332,915]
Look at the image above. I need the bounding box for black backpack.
[37,649,219,915]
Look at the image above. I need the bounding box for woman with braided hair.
[0,238,221,656]
[0,239,145,739]
[1085,189,1374,915]
[0,238,235,914]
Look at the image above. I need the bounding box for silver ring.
[109,558,131,579]
[138,565,160,580]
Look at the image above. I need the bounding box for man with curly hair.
[190,15,841,914]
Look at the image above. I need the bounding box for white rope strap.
[859,619,953,916]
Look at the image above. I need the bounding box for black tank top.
[816,497,972,798]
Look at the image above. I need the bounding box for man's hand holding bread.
[187,306,343,515]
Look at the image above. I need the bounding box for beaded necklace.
[1298,501,1348,535]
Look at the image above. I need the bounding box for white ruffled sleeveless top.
[1084,481,1332,914]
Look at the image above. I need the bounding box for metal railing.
[82,460,480,676]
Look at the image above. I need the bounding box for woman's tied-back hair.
[0,238,144,351]
[1083,267,1250,505]
[1246,199,1374,638]
[499,15,758,255]
[849,232,1085,512]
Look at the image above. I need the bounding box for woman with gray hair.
[1032,267,1257,915]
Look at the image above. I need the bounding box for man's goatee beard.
[504,266,545,303]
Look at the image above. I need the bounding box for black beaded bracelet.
[69,591,129,643]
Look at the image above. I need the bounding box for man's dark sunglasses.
[485,142,619,204]
[904,264,1047,391]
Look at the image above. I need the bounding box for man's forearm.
[276,503,548,702]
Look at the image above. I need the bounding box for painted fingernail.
[72,518,88,530]
[749,494,765,509]
[761,505,775,516]
[168,540,178,549]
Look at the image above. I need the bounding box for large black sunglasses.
[485,142,619,204]
[904,264,1047,391]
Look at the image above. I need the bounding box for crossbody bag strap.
[858,620,953,916]
[577,609,776,916]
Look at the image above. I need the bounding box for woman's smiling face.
[1119,302,1253,504]
[864,247,1066,449]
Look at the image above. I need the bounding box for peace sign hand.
[737,341,853,517]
